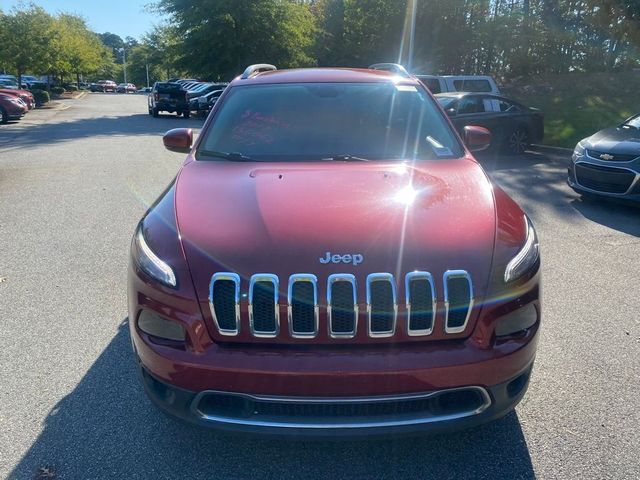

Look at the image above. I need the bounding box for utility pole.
[118,48,127,83]
[145,61,150,88]
[407,0,418,72]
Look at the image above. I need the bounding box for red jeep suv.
[129,64,541,436]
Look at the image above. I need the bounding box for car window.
[453,79,493,92]
[624,115,640,129]
[495,99,522,112]
[457,96,484,114]
[199,83,463,160]
[436,96,457,109]
[419,78,441,94]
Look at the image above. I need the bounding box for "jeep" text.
[319,252,364,266]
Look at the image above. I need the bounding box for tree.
[52,14,113,86]
[0,4,56,86]
[156,0,317,79]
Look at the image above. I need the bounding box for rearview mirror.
[163,128,193,153]
[463,126,491,152]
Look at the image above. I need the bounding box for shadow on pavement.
[479,149,639,236]
[10,320,535,480]
[570,196,640,237]
[0,113,204,150]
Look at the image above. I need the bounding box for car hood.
[175,158,497,308]
[584,126,640,154]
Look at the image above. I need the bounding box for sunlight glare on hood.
[394,185,418,206]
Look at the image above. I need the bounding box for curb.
[531,144,573,154]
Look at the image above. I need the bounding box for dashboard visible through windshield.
[198,82,463,162]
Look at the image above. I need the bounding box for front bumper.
[568,160,640,203]
[138,359,534,437]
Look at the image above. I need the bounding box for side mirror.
[464,126,491,152]
[163,128,193,153]
[446,107,457,117]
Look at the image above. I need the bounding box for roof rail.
[368,63,411,78]
[241,64,277,80]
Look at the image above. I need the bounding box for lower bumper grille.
[575,163,636,194]
[193,387,491,428]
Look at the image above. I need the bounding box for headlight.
[572,141,585,160]
[504,216,539,283]
[133,225,177,288]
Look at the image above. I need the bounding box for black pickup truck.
[148,82,190,118]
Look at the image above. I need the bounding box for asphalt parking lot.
[0,93,638,480]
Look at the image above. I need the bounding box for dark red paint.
[129,68,540,413]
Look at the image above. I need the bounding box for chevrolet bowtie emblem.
[599,153,614,160]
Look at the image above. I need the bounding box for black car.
[189,88,225,114]
[436,92,544,154]
[148,82,190,118]
[568,114,640,203]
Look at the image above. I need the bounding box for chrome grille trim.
[443,270,474,334]
[405,271,436,336]
[327,274,358,339]
[366,273,397,338]
[209,272,241,336]
[287,274,319,338]
[249,273,280,338]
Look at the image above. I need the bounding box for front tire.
[182,110,191,119]
[506,128,529,154]
[0,107,8,124]
[152,108,159,118]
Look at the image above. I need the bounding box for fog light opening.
[430,389,485,416]
[507,371,530,398]
[138,309,186,343]
[495,304,538,337]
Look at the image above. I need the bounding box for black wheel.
[148,107,152,115]
[506,127,529,154]
[152,108,159,118]
[183,110,190,119]
[0,107,8,124]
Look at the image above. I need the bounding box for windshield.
[623,115,640,129]
[198,82,463,161]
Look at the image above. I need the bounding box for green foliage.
[65,84,79,91]
[0,5,116,87]
[156,0,317,79]
[0,4,57,84]
[30,89,50,105]
[503,72,640,147]
[51,86,66,95]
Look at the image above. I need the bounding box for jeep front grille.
[328,274,358,338]
[444,271,474,334]
[288,274,318,337]
[249,274,279,337]
[367,273,397,337]
[208,270,474,340]
[406,272,436,336]
[209,272,241,335]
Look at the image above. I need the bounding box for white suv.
[415,75,500,95]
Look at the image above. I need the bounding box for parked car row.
[90,80,118,93]
[148,78,228,118]
[0,85,35,124]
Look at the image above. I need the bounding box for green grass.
[502,72,640,148]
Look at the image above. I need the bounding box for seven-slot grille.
[208,271,474,339]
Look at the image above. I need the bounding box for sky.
[3,0,163,40]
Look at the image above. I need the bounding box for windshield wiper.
[322,154,370,162]
[197,150,257,161]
